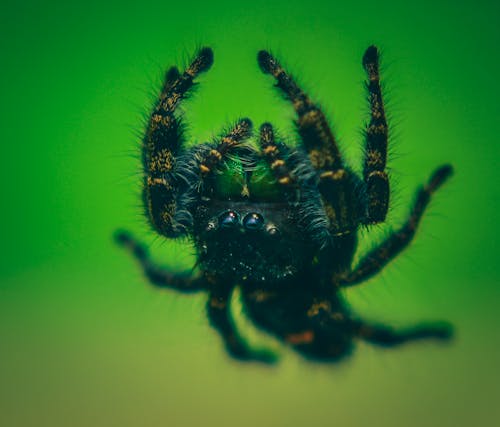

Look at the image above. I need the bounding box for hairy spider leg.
[257,51,343,171]
[258,122,297,187]
[198,118,253,175]
[144,47,213,237]
[207,286,277,363]
[362,46,390,224]
[353,319,453,345]
[339,164,453,286]
[114,230,207,292]
[257,51,361,235]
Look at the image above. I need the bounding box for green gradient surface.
[1,1,499,426]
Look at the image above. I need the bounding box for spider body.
[116,46,453,363]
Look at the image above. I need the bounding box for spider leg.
[114,230,207,292]
[339,165,453,287]
[353,319,453,346]
[258,51,360,235]
[257,51,343,172]
[207,286,277,363]
[258,122,297,187]
[198,118,253,176]
[144,47,213,237]
[362,46,390,224]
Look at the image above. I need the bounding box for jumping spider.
[116,46,453,363]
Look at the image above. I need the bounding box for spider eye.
[218,211,240,228]
[243,213,264,230]
[266,225,280,237]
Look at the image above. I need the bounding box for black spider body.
[194,199,311,284]
[116,46,453,363]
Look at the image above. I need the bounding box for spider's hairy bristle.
[257,50,278,75]
[427,164,454,193]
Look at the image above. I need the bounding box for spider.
[115,46,453,363]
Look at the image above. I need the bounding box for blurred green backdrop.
[1,1,499,426]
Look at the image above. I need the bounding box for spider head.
[194,200,315,284]
[190,151,327,284]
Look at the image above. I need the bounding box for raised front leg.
[257,50,360,235]
[362,45,390,224]
[257,51,343,172]
[143,47,213,237]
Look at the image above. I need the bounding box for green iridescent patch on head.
[213,158,246,198]
[248,161,282,200]
[213,156,283,201]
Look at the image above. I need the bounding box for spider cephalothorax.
[116,46,453,363]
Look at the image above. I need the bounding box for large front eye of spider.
[218,210,240,228]
[243,212,264,230]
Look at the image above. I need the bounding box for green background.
[1,1,499,426]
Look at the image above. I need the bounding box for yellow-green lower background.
[1,1,499,426]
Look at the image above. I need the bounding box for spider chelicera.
[116,46,453,363]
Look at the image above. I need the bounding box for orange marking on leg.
[319,169,347,180]
[278,176,291,185]
[263,145,278,155]
[209,149,222,160]
[286,330,315,344]
[147,177,167,186]
[271,159,285,169]
[307,300,331,317]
